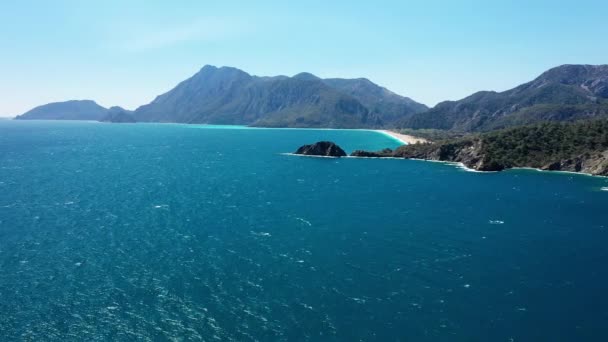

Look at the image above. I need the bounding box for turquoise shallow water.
[1,120,608,341]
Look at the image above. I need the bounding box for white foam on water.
[351,297,367,304]
[489,220,505,225]
[295,217,312,226]
[515,167,608,178]
[250,231,271,237]
[301,303,314,310]
[281,152,341,159]
[601,187,608,191]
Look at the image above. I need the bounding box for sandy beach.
[376,130,428,145]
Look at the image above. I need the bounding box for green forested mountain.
[133,65,427,128]
[385,120,608,175]
[401,64,608,132]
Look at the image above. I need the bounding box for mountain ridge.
[401,64,608,132]
[15,100,109,121]
[14,64,608,131]
[133,65,428,128]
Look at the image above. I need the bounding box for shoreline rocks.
[350,148,393,157]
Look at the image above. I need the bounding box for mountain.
[100,106,136,123]
[322,77,428,123]
[15,100,109,121]
[134,65,427,128]
[401,64,608,132]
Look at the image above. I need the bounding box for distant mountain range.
[15,100,109,121]
[15,65,427,128]
[100,106,136,123]
[15,100,134,123]
[133,65,427,128]
[400,64,608,132]
[13,64,608,131]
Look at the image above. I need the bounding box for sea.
[1,120,608,341]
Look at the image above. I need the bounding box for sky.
[1,0,607,117]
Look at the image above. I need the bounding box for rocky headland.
[350,120,608,176]
[294,141,347,157]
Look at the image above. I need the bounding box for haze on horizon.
[1,0,607,117]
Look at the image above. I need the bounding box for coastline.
[375,130,428,145]
[11,120,608,180]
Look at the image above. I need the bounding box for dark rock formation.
[350,148,393,157]
[294,141,347,157]
[540,152,608,175]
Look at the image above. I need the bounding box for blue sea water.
[1,120,608,341]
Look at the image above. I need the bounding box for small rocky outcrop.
[294,141,347,157]
[350,148,393,157]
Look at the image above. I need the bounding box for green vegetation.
[478,120,608,169]
[387,120,608,174]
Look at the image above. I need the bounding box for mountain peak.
[194,65,252,80]
[199,64,218,71]
[536,64,608,82]
[292,72,320,81]
[108,106,133,114]
[134,66,426,127]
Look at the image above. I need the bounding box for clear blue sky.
[1,0,607,116]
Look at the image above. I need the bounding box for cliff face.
[289,137,608,175]
[392,139,506,172]
[541,151,608,175]
[364,140,608,175]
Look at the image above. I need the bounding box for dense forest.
[470,120,608,169]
